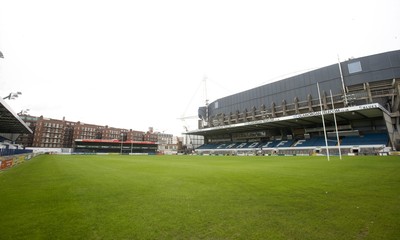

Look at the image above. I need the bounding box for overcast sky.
[0,0,399,136]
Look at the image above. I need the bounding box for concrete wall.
[200,50,400,120]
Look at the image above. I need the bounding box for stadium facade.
[191,50,400,155]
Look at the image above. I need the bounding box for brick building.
[15,115,157,149]
[31,116,76,148]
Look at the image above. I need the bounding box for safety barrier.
[0,153,39,171]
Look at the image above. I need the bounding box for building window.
[348,61,362,74]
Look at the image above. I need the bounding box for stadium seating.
[0,147,33,157]
[341,133,388,146]
[196,140,294,151]
[195,133,389,155]
[293,137,337,147]
[0,141,33,157]
[259,140,293,148]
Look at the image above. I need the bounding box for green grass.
[0,155,399,240]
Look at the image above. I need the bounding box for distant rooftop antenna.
[204,75,209,126]
[204,75,208,104]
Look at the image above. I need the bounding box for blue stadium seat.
[341,133,388,146]
[294,137,337,147]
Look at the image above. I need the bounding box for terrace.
[195,133,389,155]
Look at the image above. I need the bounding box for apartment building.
[15,115,157,149]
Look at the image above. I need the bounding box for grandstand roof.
[187,103,389,136]
[0,98,33,134]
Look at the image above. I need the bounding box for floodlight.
[3,92,22,100]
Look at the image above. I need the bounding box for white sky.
[0,0,399,136]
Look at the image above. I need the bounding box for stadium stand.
[195,134,389,156]
[293,137,337,147]
[341,133,389,146]
[0,97,33,159]
[0,138,33,157]
[191,50,400,156]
